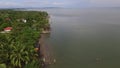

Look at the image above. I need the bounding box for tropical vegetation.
[0,9,49,68]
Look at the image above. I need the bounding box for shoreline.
[38,33,55,68]
[37,24,56,68]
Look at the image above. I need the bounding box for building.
[4,27,12,32]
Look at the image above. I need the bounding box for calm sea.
[34,8,120,68]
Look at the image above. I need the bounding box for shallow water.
[40,8,120,68]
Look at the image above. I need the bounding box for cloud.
[24,1,49,4]
[0,0,90,8]
[23,1,66,7]
[0,1,23,8]
[52,2,65,5]
[0,0,120,8]
[90,0,120,4]
[0,0,65,8]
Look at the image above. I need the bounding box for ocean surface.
[36,8,120,68]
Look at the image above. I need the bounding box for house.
[17,18,27,23]
[0,27,12,33]
[22,19,27,23]
[4,27,12,32]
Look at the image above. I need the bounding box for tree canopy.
[0,10,49,68]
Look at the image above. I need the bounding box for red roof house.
[4,27,12,32]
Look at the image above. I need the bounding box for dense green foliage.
[0,10,49,68]
[0,64,6,68]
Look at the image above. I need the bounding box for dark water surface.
[40,8,120,68]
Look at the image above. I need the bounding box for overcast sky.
[0,0,120,8]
